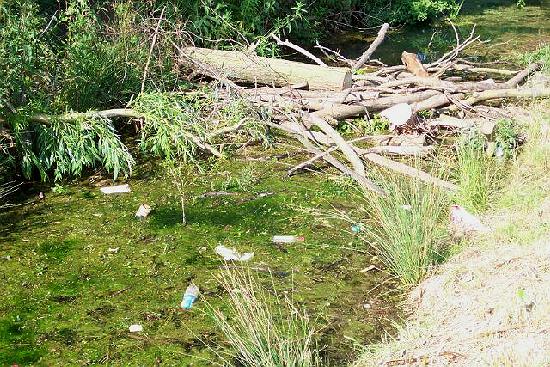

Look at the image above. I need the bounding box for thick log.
[181,47,353,91]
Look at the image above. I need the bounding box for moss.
[0,152,401,366]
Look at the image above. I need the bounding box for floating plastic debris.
[100,184,131,194]
[181,284,200,309]
[215,245,254,261]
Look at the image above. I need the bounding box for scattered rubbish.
[351,224,363,234]
[100,184,131,194]
[271,235,305,244]
[495,145,505,158]
[92,213,102,217]
[135,204,151,219]
[257,191,274,198]
[2,255,11,261]
[108,247,120,254]
[362,303,371,310]
[360,265,377,273]
[380,103,413,131]
[401,204,412,211]
[128,324,143,333]
[39,192,45,200]
[215,245,254,261]
[450,205,490,233]
[181,284,200,309]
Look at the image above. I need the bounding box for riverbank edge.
[353,101,550,367]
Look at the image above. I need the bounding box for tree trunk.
[180,47,353,91]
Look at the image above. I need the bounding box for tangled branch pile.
[180,24,550,194]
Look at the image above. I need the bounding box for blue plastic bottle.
[181,284,200,309]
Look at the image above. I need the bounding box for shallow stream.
[0,1,549,365]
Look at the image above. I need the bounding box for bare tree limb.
[271,34,327,67]
[353,23,390,71]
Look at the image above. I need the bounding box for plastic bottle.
[271,235,305,244]
[181,284,200,309]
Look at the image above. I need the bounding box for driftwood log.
[180,47,353,91]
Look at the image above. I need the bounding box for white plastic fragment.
[135,204,151,219]
[108,247,120,254]
[129,324,143,333]
[100,184,131,194]
[215,245,254,261]
[380,103,413,131]
[450,204,490,233]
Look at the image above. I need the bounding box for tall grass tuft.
[362,174,450,285]
[211,268,319,367]
[455,142,493,213]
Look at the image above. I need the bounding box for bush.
[361,174,449,285]
[210,268,319,367]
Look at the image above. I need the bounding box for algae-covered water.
[1,0,549,365]
[0,151,399,365]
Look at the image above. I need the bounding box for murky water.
[331,0,550,65]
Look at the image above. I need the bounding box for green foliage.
[13,116,134,181]
[455,121,521,213]
[455,134,494,213]
[210,269,320,367]
[523,44,550,72]
[361,173,450,285]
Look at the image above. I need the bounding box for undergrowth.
[360,173,450,285]
[210,268,320,367]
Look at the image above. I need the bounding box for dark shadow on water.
[149,197,288,233]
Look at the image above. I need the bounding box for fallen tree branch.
[362,153,457,191]
[30,108,143,125]
[462,87,550,106]
[288,135,376,176]
[308,112,366,176]
[505,63,542,88]
[271,34,327,67]
[353,23,390,71]
[267,120,384,195]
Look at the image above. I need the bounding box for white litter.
[450,204,490,233]
[108,247,120,254]
[135,204,151,219]
[100,184,131,194]
[380,103,413,131]
[215,245,254,261]
[129,324,143,333]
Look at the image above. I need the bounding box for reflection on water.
[330,0,549,65]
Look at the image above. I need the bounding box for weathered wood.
[353,23,390,71]
[308,113,366,176]
[357,145,434,157]
[181,47,353,91]
[462,87,550,106]
[401,52,429,77]
[267,120,384,194]
[362,153,457,191]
